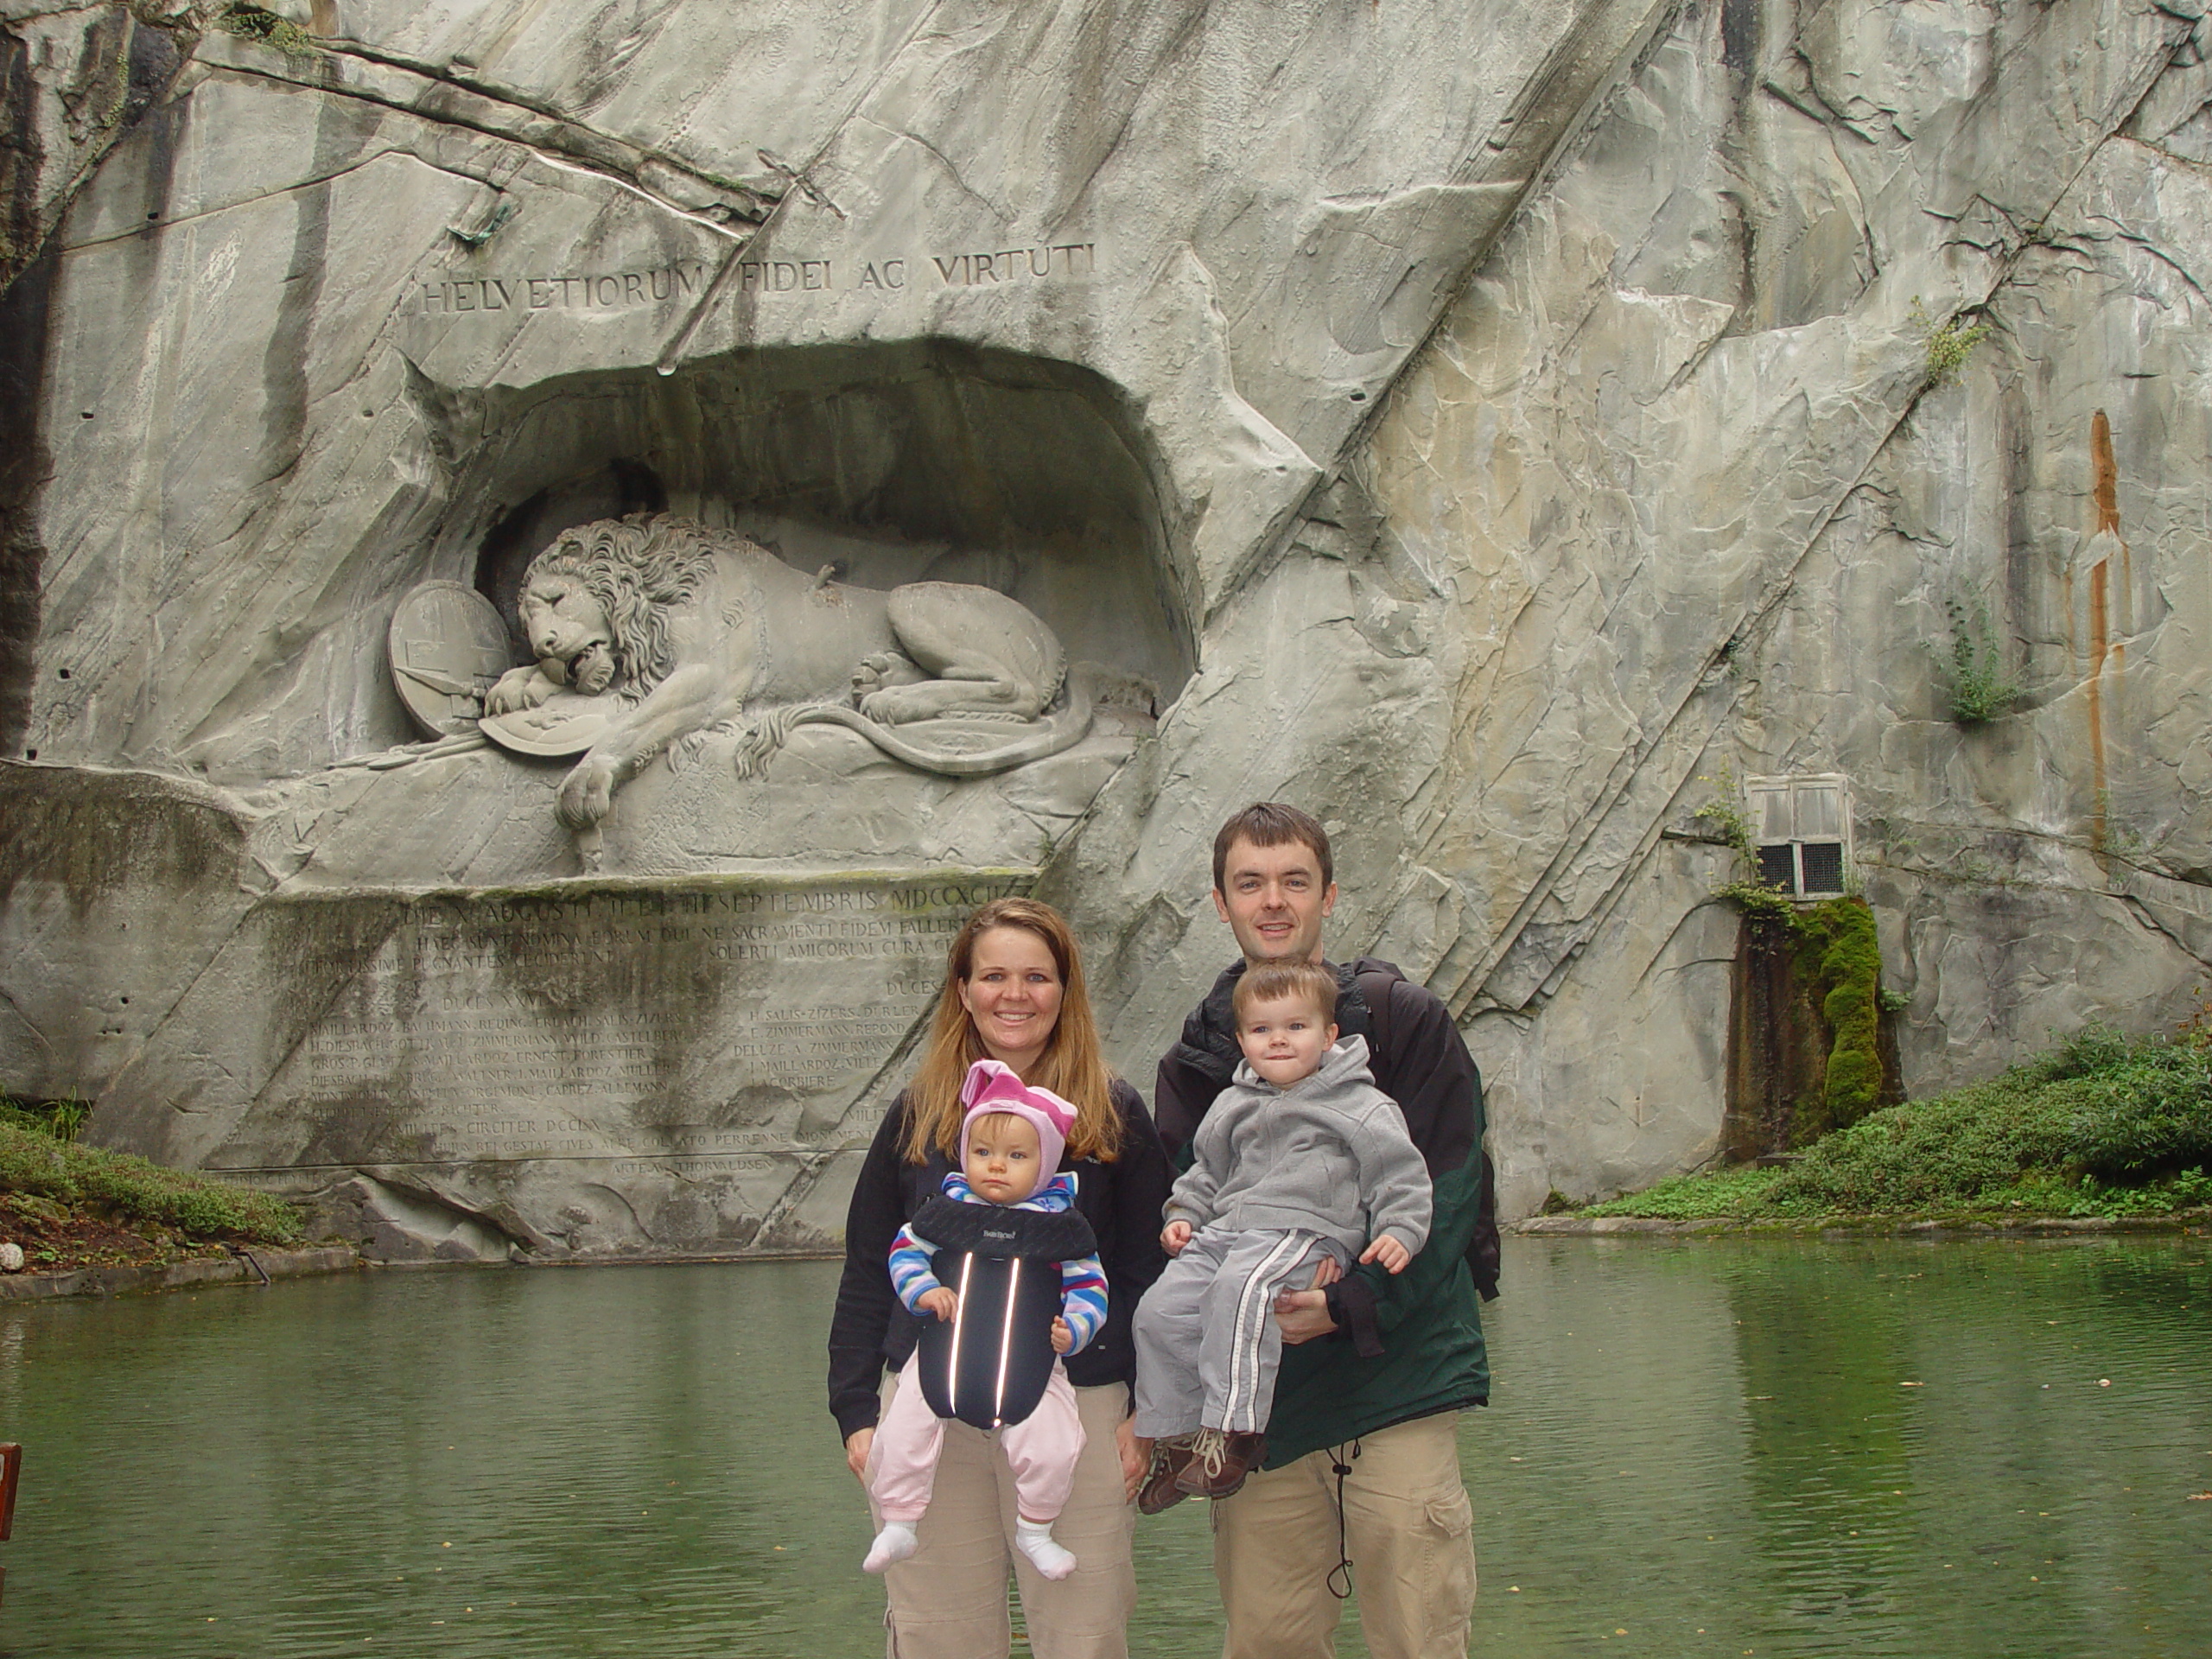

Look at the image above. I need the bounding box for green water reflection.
[1477,1237,2212,1658]
[0,1238,2205,1656]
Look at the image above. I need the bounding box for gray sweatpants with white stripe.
[1131,1227,1351,1437]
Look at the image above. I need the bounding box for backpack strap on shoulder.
[1355,963,1395,1069]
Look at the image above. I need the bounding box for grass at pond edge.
[1571,1023,2212,1226]
[0,1106,303,1265]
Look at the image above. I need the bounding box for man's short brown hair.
[1232,960,1340,1029]
[1211,802,1333,894]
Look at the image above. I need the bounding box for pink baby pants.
[868,1357,1087,1524]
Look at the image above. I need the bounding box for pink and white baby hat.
[959,1058,1077,1176]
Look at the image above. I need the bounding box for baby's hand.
[1160,1218,1192,1255]
[1360,1236,1412,1274]
[1050,1316,1073,1354]
[918,1286,959,1321]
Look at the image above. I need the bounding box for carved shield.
[480,690,618,757]
[388,582,516,737]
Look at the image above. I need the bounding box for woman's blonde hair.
[901,897,1122,1166]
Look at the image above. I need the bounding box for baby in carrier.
[863,1059,1108,1580]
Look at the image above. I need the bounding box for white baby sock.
[1014,1517,1076,1580]
[862,1522,918,1573]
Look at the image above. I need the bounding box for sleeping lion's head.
[516,513,717,696]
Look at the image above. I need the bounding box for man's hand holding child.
[918,1286,958,1320]
[1160,1218,1192,1255]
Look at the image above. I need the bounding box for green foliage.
[1765,1073,2078,1212]
[1925,317,1992,385]
[1791,898,1884,1136]
[1913,297,1993,388]
[1714,876,1796,922]
[1941,599,2020,724]
[214,4,318,55]
[0,1122,302,1243]
[1696,766,1792,917]
[1577,1023,2212,1220]
[1,1095,90,1142]
[2062,1033,2212,1179]
[1580,1165,1785,1219]
[1692,767,1758,861]
[2044,1021,2137,1080]
[2000,1167,2212,1219]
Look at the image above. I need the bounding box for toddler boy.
[1131,959,1430,1507]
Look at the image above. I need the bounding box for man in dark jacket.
[1154,803,1490,1659]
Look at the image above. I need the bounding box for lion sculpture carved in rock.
[481,514,1090,830]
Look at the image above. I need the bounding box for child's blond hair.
[1231,960,1339,1030]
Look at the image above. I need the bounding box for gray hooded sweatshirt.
[1165,1035,1432,1257]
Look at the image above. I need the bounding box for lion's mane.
[524,513,718,696]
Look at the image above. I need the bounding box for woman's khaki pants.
[868,1373,1136,1659]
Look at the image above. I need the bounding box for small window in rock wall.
[1745,773,1852,898]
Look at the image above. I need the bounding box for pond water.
[0,1236,2207,1657]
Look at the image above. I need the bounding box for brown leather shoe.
[1173,1427,1267,1500]
[1137,1436,1197,1515]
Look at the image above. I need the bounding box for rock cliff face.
[1346,0,2212,1211]
[3,0,2208,1248]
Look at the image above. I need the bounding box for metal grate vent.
[1744,773,1853,899]
[1798,841,1846,895]
[1758,845,1796,888]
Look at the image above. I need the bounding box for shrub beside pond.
[0,1104,302,1268]
[1581,1023,2212,1222]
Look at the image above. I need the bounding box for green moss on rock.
[214,5,318,56]
[1791,897,1885,1139]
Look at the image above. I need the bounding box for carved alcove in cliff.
[311,340,1190,884]
[436,339,1192,707]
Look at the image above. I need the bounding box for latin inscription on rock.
[410,245,1098,315]
[211,874,1023,1240]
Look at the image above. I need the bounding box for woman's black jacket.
[827,1078,1172,1441]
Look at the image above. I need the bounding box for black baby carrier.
[911,1195,1096,1430]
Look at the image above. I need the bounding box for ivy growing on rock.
[1911,296,1993,389]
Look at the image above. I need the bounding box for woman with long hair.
[828,896,1171,1658]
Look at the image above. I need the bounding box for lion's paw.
[849,652,903,702]
[486,665,557,716]
[557,756,617,830]
[858,684,934,725]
